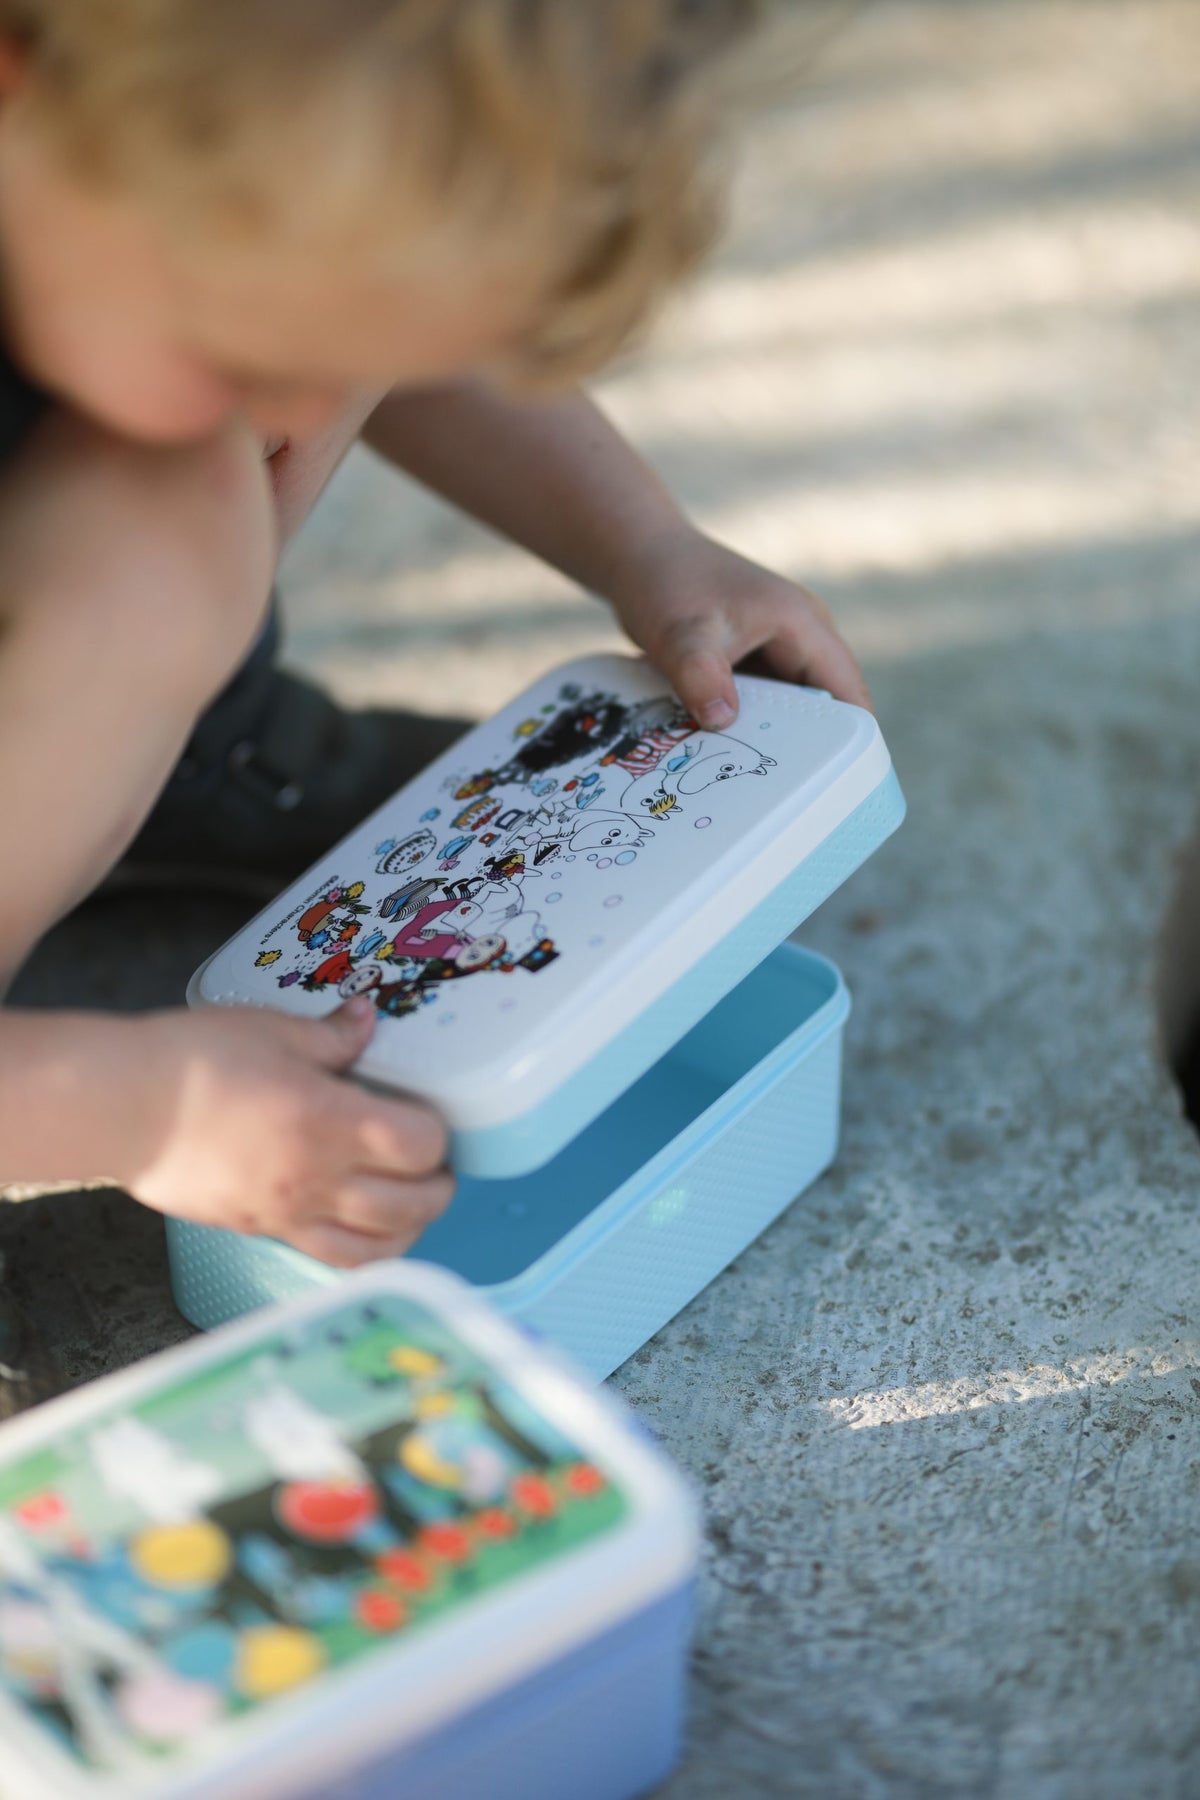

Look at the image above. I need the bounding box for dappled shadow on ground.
[279,3,1200,733]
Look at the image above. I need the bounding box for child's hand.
[609,524,872,727]
[125,999,451,1267]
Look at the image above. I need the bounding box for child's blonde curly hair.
[1,0,765,381]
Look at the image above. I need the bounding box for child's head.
[0,0,761,442]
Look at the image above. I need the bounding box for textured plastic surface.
[167,943,849,1379]
[313,1584,692,1800]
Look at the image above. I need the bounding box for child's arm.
[0,1001,451,1267]
[0,411,450,1266]
[363,382,871,722]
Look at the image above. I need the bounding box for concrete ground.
[9,2,1200,1794]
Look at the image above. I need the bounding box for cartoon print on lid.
[249,668,782,1026]
[0,1295,626,1774]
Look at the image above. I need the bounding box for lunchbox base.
[448,764,904,1178]
[313,1582,693,1800]
[167,943,849,1379]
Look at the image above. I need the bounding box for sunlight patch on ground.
[823,1346,1192,1430]
[280,0,1200,719]
[659,208,1200,356]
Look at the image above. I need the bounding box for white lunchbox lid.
[192,654,892,1133]
[0,1264,698,1800]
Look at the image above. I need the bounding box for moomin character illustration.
[455,693,638,801]
[616,729,776,818]
[250,673,780,1029]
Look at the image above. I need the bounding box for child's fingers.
[293,1160,455,1263]
[756,618,874,712]
[652,614,740,728]
[345,1090,449,1177]
[276,994,378,1071]
[283,1218,418,1269]
[330,1171,455,1241]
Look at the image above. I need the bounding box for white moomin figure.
[567,813,654,853]
[618,729,776,819]
[242,1385,365,1485]
[87,1419,223,1526]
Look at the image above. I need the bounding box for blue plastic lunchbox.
[0,1264,699,1800]
[171,654,905,1377]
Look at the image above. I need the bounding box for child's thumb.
[659,618,739,731]
[305,996,377,1070]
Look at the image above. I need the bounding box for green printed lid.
[0,1266,696,1800]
